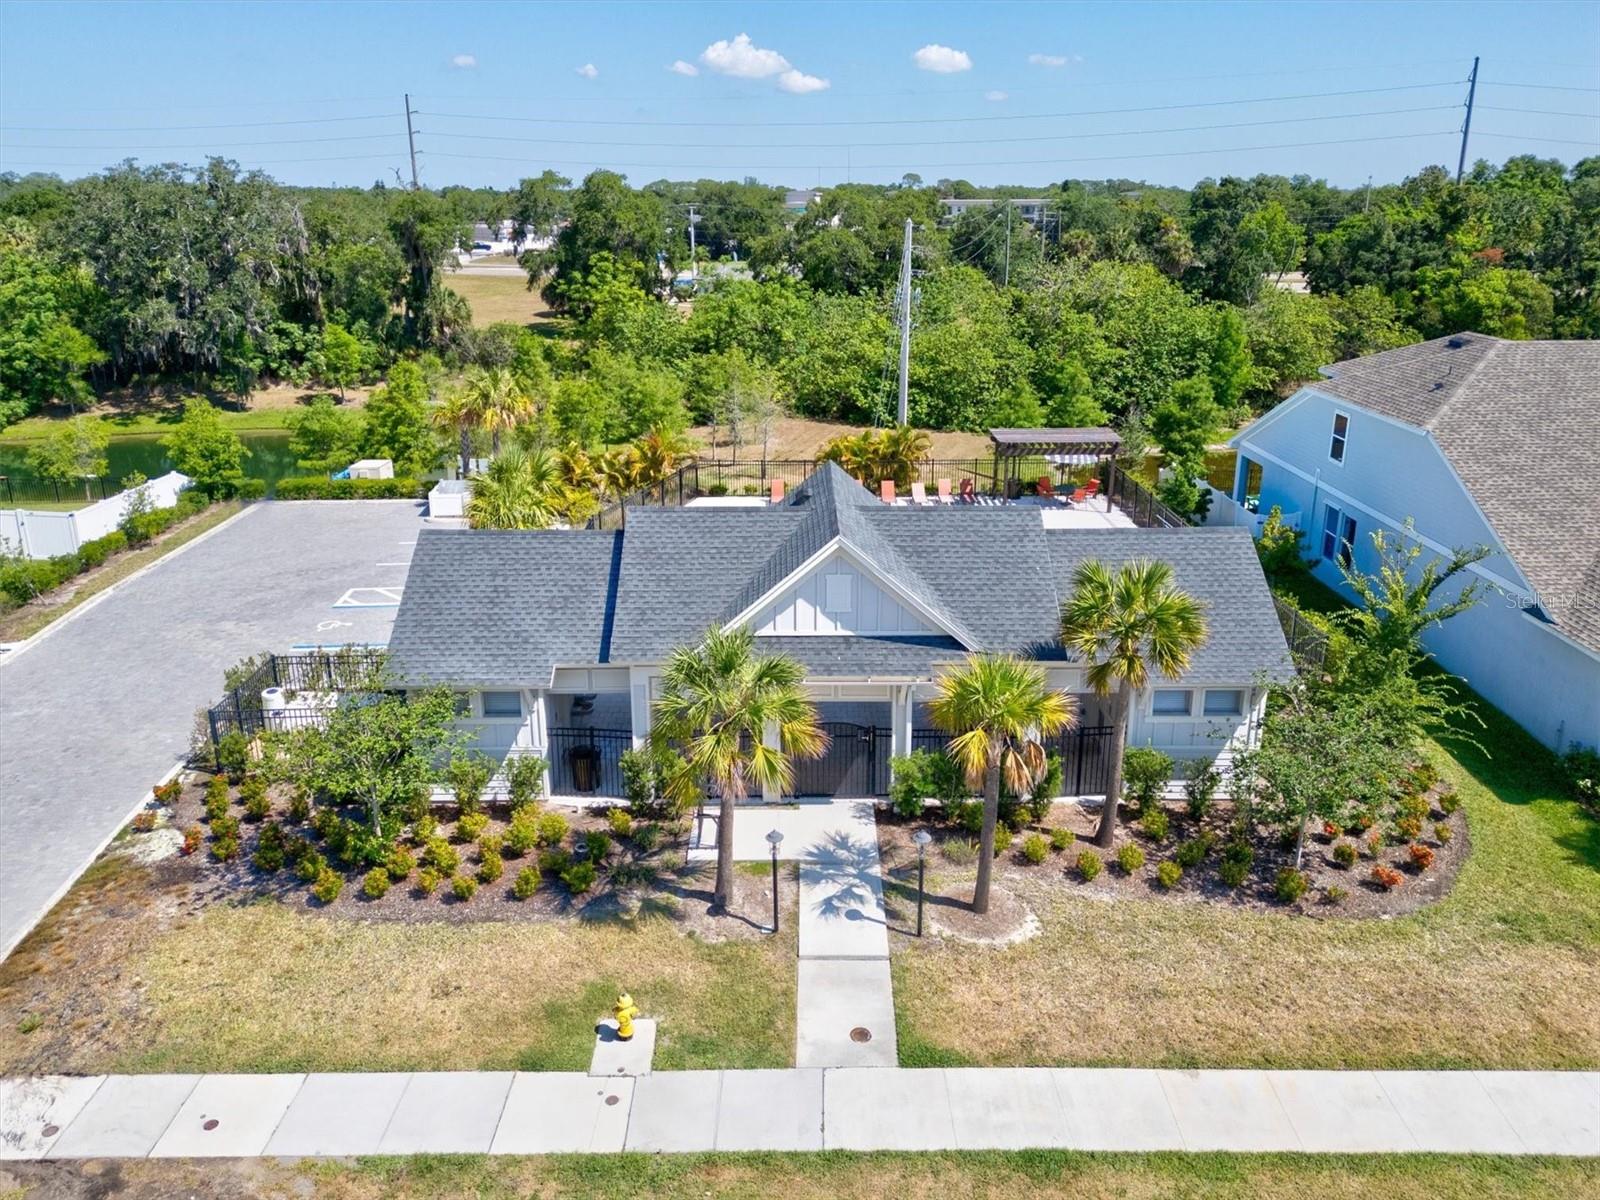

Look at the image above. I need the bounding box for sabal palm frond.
[651,626,825,911]
[466,448,565,530]
[1059,558,1208,847]
[429,391,476,478]
[927,654,1074,914]
[555,441,598,492]
[634,426,695,486]
[598,447,643,501]
[460,366,534,456]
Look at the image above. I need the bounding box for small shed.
[346,458,395,480]
[428,478,470,519]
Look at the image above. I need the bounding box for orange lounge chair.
[936,478,953,503]
[1037,476,1057,501]
[770,479,785,503]
[1071,487,1089,506]
[880,479,896,504]
[959,478,977,503]
[1084,478,1101,498]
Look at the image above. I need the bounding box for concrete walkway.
[5,1068,1596,1158]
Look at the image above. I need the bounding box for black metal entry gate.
[792,722,891,797]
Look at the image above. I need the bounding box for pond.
[0,430,297,506]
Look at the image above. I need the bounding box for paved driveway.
[0,501,430,959]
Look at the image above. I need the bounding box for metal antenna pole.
[1456,57,1479,184]
[896,218,913,426]
[687,204,698,281]
[404,93,420,188]
[1003,202,1013,288]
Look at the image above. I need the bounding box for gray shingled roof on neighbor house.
[1312,333,1600,654]
[387,462,1294,686]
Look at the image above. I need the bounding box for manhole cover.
[604,1094,620,1106]
[850,1026,872,1043]
[41,1124,58,1138]
[202,1118,220,1131]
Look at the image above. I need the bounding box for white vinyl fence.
[0,471,191,560]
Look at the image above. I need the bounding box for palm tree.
[1059,560,1208,849]
[598,446,642,502]
[928,655,1074,915]
[652,626,825,912]
[633,426,695,487]
[816,426,931,490]
[554,441,599,493]
[465,448,566,530]
[460,366,533,456]
[430,391,476,478]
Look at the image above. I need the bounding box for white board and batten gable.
[747,548,941,637]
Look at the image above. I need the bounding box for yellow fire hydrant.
[613,993,640,1042]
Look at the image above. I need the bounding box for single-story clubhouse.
[387,463,1294,800]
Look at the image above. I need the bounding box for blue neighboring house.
[1228,332,1600,753]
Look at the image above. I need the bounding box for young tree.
[652,626,824,912]
[318,322,366,400]
[1059,559,1209,848]
[27,417,109,499]
[287,395,363,472]
[162,397,249,498]
[927,655,1074,914]
[1207,309,1254,414]
[361,360,438,476]
[1150,374,1220,518]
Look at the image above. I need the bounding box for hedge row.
[273,476,424,500]
[0,490,213,609]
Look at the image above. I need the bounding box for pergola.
[988,427,1123,494]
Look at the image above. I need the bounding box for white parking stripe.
[333,587,403,609]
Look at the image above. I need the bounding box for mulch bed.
[878,782,1470,924]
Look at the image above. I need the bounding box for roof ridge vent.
[1446,335,1469,349]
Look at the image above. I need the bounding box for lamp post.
[766,828,784,934]
[912,828,932,937]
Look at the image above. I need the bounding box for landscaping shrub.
[131,809,157,833]
[536,811,569,847]
[1183,759,1219,820]
[582,829,611,862]
[512,866,540,900]
[632,822,661,853]
[505,809,539,856]
[1434,822,1453,844]
[451,874,478,901]
[252,836,284,872]
[954,800,984,836]
[274,476,424,500]
[1408,841,1436,870]
[1324,885,1349,904]
[455,812,489,843]
[423,838,460,875]
[1396,814,1424,841]
[411,813,438,843]
[992,826,1014,855]
[1274,867,1309,902]
[478,848,504,884]
[181,826,203,856]
[561,860,598,895]
[1559,745,1600,813]
[1332,841,1358,868]
[607,808,633,838]
[942,837,977,865]
[296,850,327,882]
[1364,829,1385,858]
[1174,834,1213,869]
[1218,840,1253,888]
[416,867,442,895]
[1116,843,1146,873]
[209,814,240,841]
[287,788,311,824]
[1156,860,1183,889]
[1407,759,1440,794]
[1140,806,1170,842]
[1049,827,1075,852]
[311,808,340,840]
[362,867,391,899]
[310,870,342,908]
[204,777,230,822]
[1021,833,1049,864]
[1371,864,1404,890]
[619,745,686,819]
[152,780,182,805]
[1122,747,1173,813]
[211,834,240,862]
[1076,850,1103,881]
[888,751,934,820]
[216,731,251,782]
[240,779,271,822]
[1024,753,1063,825]
[1438,789,1462,816]
[539,847,571,874]
[385,844,416,881]
[505,754,548,809]
[447,754,492,815]
[479,833,503,857]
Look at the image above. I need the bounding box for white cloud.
[450,54,477,69]
[913,44,972,73]
[1027,52,1080,67]
[575,63,599,79]
[668,59,699,76]
[984,89,1008,102]
[701,33,791,79]
[777,68,830,94]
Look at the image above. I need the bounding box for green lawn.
[0,404,297,443]
[892,679,1600,1070]
[20,1151,1590,1199]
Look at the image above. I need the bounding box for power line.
[1477,105,1600,119]
[0,114,396,133]
[0,133,407,150]
[1480,80,1600,94]
[1473,131,1600,147]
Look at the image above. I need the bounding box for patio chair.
[936,478,954,504]
[1037,476,1057,502]
[959,478,977,503]
[910,480,929,505]
[1084,477,1101,499]
[769,478,785,504]
[1071,487,1089,506]
[880,479,896,504]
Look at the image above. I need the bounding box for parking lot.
[0,500,435,959]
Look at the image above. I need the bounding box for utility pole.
[1456,56,1479,184]
[896,217,913,427]
[1363,175,1373,213]
[1003,202,1013,288]
[404,93,420,189]
[686,204,699,281]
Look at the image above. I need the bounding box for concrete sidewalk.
[5,1068,1596,1159]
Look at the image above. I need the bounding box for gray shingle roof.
[387,528,619,687]
[389,469,1294,686]
[1313,333,1600,653]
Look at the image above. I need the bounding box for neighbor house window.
[451,693,471,717]
[1203,689,1245,717]
[1320,504,1357,566]
[1151,689,1192,716]
[481,690,522,718]
[1329,412,1349,462]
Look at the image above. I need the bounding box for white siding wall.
[753,551,937,636]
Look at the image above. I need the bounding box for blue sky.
[2,0,1596,190]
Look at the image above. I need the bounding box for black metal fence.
[911,723,1117,797]
[1273,596,1331,672]
[205,649,388,750]
[0,474,117,508]
[548,726,631,798]
[1099,462,1191,529]
[792,721,892,797]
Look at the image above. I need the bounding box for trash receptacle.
[568,744,599,793]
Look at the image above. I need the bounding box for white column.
[762,719,781,803]
[891,684,914,763]
[629,669,654,749]
[527,690,549,757]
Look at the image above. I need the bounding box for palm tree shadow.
[800,829,887,927]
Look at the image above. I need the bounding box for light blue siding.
[1234,386,1598,752]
